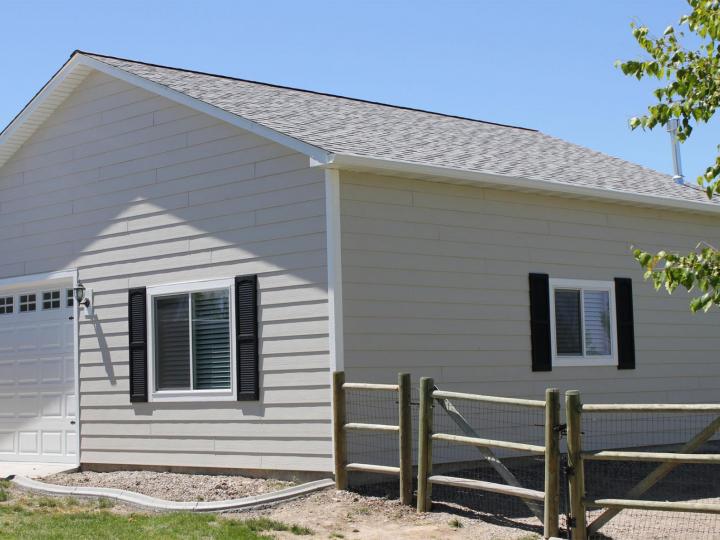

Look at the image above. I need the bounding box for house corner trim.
[325,169,343,372]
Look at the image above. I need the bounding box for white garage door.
[0,284,77,464]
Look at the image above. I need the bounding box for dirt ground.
[20,472,720,539]
[243,489,543,540]
[9,480,720,539]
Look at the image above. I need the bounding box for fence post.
[398,373,413,506]
[417,376,434,512]
[566,390,587,540]
[544,388,560,539]
[332,371,348,490]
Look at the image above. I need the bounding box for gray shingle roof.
[87,53,714,206]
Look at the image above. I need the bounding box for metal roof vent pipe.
[667,118,685,185]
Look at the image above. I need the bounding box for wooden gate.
[416,377,562,539]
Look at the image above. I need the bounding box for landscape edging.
[10,475,335,512]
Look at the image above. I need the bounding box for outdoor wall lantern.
[73,283,94,318]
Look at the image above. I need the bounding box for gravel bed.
[41,470,295,502]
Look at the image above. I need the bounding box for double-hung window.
[549,279,617,367]
[148,279,235,401]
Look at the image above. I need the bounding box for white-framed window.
[42,290,61,309]
[147,279,235,402]
[0,296,13,314]
[549,279,617,367]
[19,293,36,312]
[66,288,74,307]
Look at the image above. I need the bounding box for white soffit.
[0,58,93,169]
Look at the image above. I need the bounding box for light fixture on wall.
[73,283,93,318]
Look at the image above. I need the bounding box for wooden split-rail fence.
[332,371,720,540]
[332,372,561,539]
[566,391,720,540]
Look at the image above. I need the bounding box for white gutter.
[320,153,720,216]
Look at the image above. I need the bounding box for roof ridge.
[73,50,539,133]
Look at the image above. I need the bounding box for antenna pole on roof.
[667,118,685,185]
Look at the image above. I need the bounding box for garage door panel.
[42,432,63,455]
[18,431,38,455]
[14,360,40,385]
[16,394,40,417]
[41,393,64,417]
[0,431,14,453]
[41,359,64,383]
[0,281,76,464]
[66,393,77,419]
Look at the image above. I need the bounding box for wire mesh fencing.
[343,378,560,537]
[428,397,550,536]
[344,384,417,499]
[581,411,720,540]
[338,372,720,539]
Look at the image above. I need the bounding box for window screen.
[554,289,582,355]
[553,284,613,360]
[154,295,191,390]
[584,290,611,356]
[192,290,231,390]
[154,289,231,392]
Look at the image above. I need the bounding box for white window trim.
[146,278,236,402]
[549,278,617,367]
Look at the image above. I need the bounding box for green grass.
[0,491,313,540]
[0,480,9,503]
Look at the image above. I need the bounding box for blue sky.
[1,0,716,182]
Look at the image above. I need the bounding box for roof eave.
[321,153,720,216]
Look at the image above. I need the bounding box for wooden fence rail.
[565,390,720,540]
[332,371,413,505]
[417,378,561,539]
[334,373,720,539]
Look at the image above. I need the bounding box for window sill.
[150,390,236,403]
[553,357,617,368]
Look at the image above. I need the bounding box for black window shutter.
[235,275,259,400]
[128,287,148,402]
[529,273,552,372]
[614,277,636,370]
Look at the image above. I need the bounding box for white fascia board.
[75,55,333,165]
[322,153,720,217]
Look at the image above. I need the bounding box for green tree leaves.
[623,2,720,312]
[633,245,720,312]
[619,1,720,190]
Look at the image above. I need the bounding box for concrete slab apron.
[0,463,77,479]
[9,476,335,512]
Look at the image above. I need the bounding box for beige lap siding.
[0,71,332,472]
[340,171,720,407]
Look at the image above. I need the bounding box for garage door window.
[19,294,36,312]
[43,290,61,309]
[66,289,74,307]
[0,296,13,314]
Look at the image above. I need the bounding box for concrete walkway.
[0,462,77,479]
